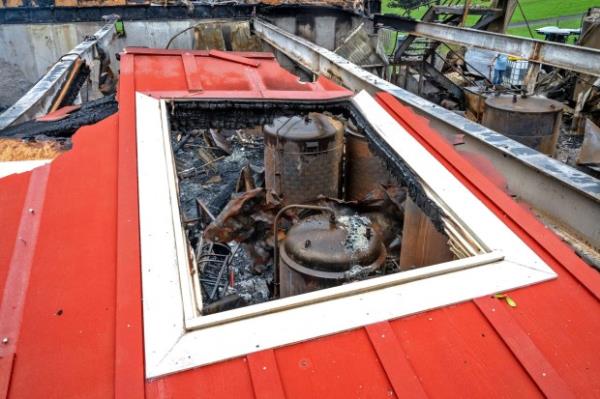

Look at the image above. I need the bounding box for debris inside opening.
[169,101,459,315]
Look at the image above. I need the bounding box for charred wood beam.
[421,62,464,103]
[374,14,419,33]
[472,11,503,30]
[0,19,116,130]
[0,95,117,138]
[374,15,600,77]
[484,0,517,33]
[253,18,600,251]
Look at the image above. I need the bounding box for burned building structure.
[0,0,599,398]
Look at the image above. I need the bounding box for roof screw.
[28,208,35,214]
[2,337,8,345]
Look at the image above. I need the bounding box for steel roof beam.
[374,15,600,77]
[253,18,600,254]
[0,18,117,130]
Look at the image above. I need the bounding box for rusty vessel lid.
[283,214,385,273]
[264,113,343,141]
[484,95,564,114]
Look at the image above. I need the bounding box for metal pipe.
[272,204,336,298]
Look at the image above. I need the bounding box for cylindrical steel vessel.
[264,113,344,205]
[279,213,386,297]
[345,132,394,201]
[482,95,563,155]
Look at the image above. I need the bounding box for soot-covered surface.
[168,102,448,316]
[171,124,271,311]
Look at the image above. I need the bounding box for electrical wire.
[165,23,201,49]
[515,0,534,38]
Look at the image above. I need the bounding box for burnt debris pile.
[171,111,416,315]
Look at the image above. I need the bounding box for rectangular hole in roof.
[166,99,485,317]
[137,92,554,376]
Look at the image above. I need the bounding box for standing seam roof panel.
[0,49,598,399]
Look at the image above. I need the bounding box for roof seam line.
[114,53,145,399]
[474,296,575,399]
[246,349,287,399]
[365,322,429,399]
[375,92,600,301]
[0,164,50,399]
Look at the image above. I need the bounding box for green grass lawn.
[381,0,597,37]
[510,0,596,23]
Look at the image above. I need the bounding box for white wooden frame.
[136,92,556,378]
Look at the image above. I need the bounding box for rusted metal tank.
[279,213,386,297]
[264,113,344,205]
[482,95,563,155]
[345,132,394,201]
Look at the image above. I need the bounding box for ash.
[226,245,273,305]
[555,129,584,166]
[171,124,269,312]
[338,215,372,254]
[343,264,372,280]
[174,129,263,223]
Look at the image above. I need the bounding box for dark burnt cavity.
[347,102,447,234]
[169,99,451,315]
[0,94,118,139]
[170,100,349,130]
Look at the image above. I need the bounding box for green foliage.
[380,0,596,37]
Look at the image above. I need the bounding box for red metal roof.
[1,49,599,399]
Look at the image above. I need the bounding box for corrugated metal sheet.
[0,49,599,399]
[334,23,383,66]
